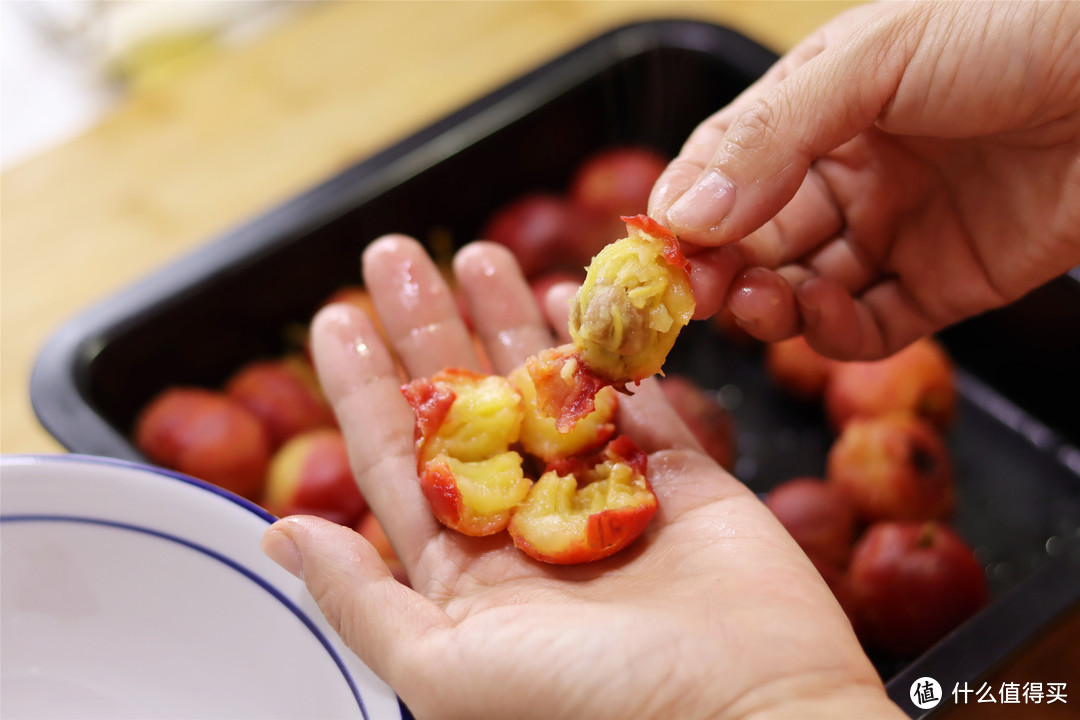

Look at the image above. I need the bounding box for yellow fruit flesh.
[426,376,523,462]
[508,365,617,461]
[513,462,648,549]
[443,452,531,514]
[569,226,694,382]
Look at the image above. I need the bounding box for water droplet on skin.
[399,260,422,310]
[408,322,443,344]
[493,329,527,358]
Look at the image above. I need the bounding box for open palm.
[262,236,900,719]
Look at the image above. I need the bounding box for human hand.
[650,0,1080,359]
[261,236,903,720]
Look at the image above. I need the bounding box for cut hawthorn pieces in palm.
[421,451,531,536]
[401,368,523,466]
[509,436,657,564]
[524,344,610,433]
[569,214,695,385]
[509,364,618,460]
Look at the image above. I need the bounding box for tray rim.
[30,17,776,460]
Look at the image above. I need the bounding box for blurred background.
[1,0,860,456]
[3,1,299,169]
[2,3,1078,717]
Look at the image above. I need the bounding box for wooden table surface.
[2,0,861,455]
[2,0,1075,711]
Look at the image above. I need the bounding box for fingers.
[309,302,440,569]
[654,4,914,247]
[726,268,800,343]
[616,379,704,456]
[540,281,580,344]
[648,9,846,219]
[717,266,936,360]
[452,244,703,453]
[261,516,449,692]
[363,235,482,377]
[452,243,553,374]
[685,244,747,320]
[797,276,934,359]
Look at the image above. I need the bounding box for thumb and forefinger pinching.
[650,5,919,353]
[653,5,908,247]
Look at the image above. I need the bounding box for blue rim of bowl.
[0,453,389,720]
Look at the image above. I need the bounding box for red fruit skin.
[511,501,657,566]
[659,376,737,470]
[565,148,668,266]
[400,378,457,465]
[825,338,956,430]
[481,193,583,277]
[765,336,834,401]
[622,214,686,267]
[419,458,462,529]
[417,457,519,537]
[226,358,335,449]
[570,147,667,218]
[526,344,609,433]
[515,435,656,564]
[827,412,955,523]
[766,477,857,568]
[264,429,367,526]
[849,521,987,657]
[582,504,654,562]
[545,433,648,479]
[135,387,271,500]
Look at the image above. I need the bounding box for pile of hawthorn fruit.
[762,335,986,658]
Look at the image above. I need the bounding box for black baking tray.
[30,19,1080,719]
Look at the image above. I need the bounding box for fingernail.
[666,169,735,233]
[262,526,304,580]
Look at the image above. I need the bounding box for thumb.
[664,7,919,246]
[261,516,449,688]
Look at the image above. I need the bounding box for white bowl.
[0,454,407,720]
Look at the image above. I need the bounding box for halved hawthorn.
[509,436,656,563]
[508,364,617,462]
[401,368,523,466]
[524,344,610,433]
[420,451,531,536]
[528,215,695,431]
[568,214,695,385]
